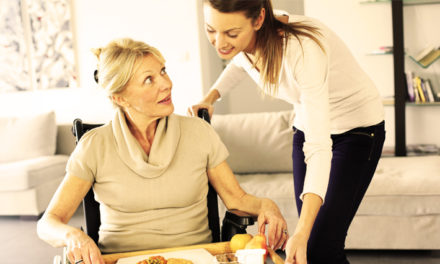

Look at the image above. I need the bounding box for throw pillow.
[211,110,294,174]
[0,111,57,163]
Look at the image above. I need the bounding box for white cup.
[235,249,266,264]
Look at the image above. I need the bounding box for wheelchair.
[53,109,255,264]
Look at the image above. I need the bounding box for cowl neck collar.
[111,108,180,178]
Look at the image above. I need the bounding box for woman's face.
[116,54,174,119]
[203,3,263,59]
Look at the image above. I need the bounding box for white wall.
[1,0,205,123]
[75,0,207,116]
[1,0,302,122]
[304,0,440,148]
[0,87,113,123]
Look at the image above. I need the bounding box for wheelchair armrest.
[221,209,257,241]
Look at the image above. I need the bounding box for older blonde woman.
[37,38,287,264]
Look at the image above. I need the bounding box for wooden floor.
[1,206,439,264]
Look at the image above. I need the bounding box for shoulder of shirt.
[287,16,325,40]
[77,121,112,146]
[284,17,329,60]
[172,114,217,143]
[231,52,249,67]
[172,114,211,130]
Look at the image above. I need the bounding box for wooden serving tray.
[102,242,284,264]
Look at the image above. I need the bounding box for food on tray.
[135,255,193,264]
[136,255,167,264]
[214,253,238,262]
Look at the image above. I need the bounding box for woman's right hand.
[65,229,104,264]
[187,89,220,118]
[187,102,214,119]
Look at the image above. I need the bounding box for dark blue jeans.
[292,121,385,264]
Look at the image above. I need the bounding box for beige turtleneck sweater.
[66,109,229,253]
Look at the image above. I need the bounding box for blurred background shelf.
[367,51,439,69]
[408,53,440,68]
[382,99,440,106]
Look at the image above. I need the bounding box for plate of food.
[115,248,214,264]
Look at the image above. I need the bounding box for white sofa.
[211,110,440,250]
[0,112,71,217]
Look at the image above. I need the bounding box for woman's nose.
[159,75,172,91]
[214,33,227,49]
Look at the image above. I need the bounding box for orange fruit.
[230,234,253,252]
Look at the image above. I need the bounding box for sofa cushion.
[366,156,440,196]
[223,156,440,220]
[235,172,297,219]
[0,155,68,191]
[211,111,294,173]
[357,156,440,216]
[0,176,63,216]
[0,111,57,163]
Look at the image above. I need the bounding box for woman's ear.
[111,94,130,108]
[253,8,266,30]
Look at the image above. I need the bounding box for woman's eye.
[227,33,238,38]
[144,77,152,85]
[161,68,167,75]
[206,28,215,34]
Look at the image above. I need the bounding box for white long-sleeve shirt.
[212,14,384,201]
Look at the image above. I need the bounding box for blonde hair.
[92,38,165,104]
[206,0,325,96]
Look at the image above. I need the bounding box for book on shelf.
[405,71,415,102]
[412,45,440,68]
[424,78,436,102]
[382,144,440,157]
[404,72,439,103]
[422,78,439,103]
[407,144,439,156]
[414,45,436,61]
[414,76,426,102]
[369,46,393,55]
[420,78,430,102]
[427,79,440,101]
[414,83,421,103]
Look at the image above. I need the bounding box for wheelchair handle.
[197,108,211,124]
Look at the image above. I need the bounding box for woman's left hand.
[258,199,289,250]
[284,233,308,264]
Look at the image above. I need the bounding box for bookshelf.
[362,0,440,156]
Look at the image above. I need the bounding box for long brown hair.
[206,0,325,95]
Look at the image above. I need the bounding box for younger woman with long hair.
[189,1,385,263]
